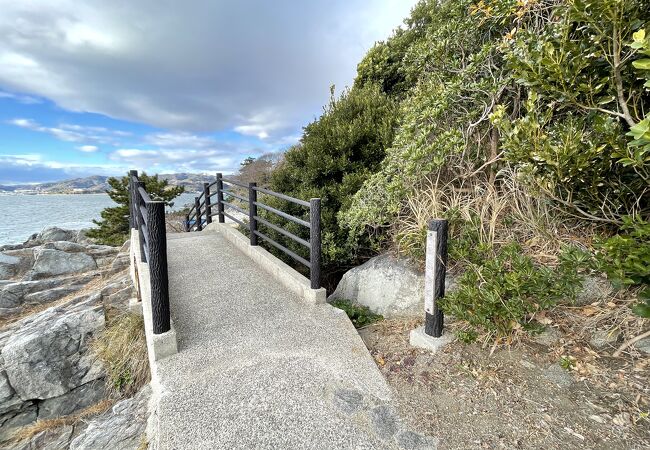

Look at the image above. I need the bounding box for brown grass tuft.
[91,312,150,398]
[9,399,114,444]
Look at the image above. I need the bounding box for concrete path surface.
[155,230,437,449]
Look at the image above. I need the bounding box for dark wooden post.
[203,182,212,225]
[128,170,138,229]
[194,197,202,232]
[216,173,225,223]
[135,180,147,262]
[249,182,258,245]
[309,198,321,289]
[147,201,171,334]
[184,214,190,232]
[424,219,448,337]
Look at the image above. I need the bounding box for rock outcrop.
[329,253,456,318]
[70,386,151,450]
[0,227,121,317]
[0,229,141,446]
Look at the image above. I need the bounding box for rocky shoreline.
[0,227,150,449]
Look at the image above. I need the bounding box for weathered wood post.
[424,219,448,337]
[309,198,321,289]
[194,197,202,232]
[147,201,171,334]
[135,180,147,262]
[128,170,138,229]
[203,182,212,225]
[249,182,258,245]
[216,173,225,223]
[184,214,190,232]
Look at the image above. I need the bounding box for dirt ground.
[359,314,650,450]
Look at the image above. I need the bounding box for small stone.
[370,404,399,439]
[589,329,620,348]
[543,364,573,388]
[589,414,606,424]
[531,327,562,346]
[635,337,650,355]
[333,388,364,414]
[396,430,438,450]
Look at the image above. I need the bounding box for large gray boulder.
[39,379,106,419]
[329,253,455,318]
[70,386,151,450]
[1,296,105,400]
[31,249,97,279]
[0,254,21,281]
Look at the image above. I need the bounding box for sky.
[0,0,418,184]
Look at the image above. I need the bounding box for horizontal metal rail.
[255,215,309,248]
[221,177,248,189]
[254,201,310,228]
[183,171,322,289]
[253,229,311,268]
[254,186,310,207]
[137,186,151,203]
[223,211,245,227]
[220,190,247,203]
[222,201,247,216]
[139,205,148,226]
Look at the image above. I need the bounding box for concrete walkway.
[155,230,437,449]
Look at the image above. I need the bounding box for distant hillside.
[0,173,214,194]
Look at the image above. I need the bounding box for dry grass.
[392,168,597,267]
[91,312,150,398]
[9,399,114,444]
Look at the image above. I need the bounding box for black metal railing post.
[194,197,202,232]
[309,198,321,289]
[184,214,190,232]
[128,170,138,229]
[249,182,258,245]
[135,180,147,262]
[216,173,225,223]
[203,182,212,225]
[147,201,171,334]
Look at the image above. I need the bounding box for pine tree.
[87,173,184,246]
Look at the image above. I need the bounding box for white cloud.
[7,117,130,144]
[77,145,98,152]
[0,0,418,135]
[0,90,41,104]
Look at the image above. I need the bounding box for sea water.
[0,193,198,246]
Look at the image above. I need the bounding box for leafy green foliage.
[495,0,649,221]
[86,173,184,246]
[591,216,650,318]
[594,216,650,286]
[269,84,397,270]
[439,244,582,341]
[330,299,383,328]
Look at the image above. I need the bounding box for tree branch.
[612,24,636,127]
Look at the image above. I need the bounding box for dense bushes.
[269,84,397,270]
[260,0,649,340]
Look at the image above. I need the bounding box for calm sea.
[0,193,198,246]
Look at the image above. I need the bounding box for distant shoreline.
[0,192,109,196]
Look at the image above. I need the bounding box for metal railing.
[185,173,322,289]
[128,170,171,335]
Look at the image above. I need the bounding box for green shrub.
[592,216,650,318]
[87,173,184,246]
[439,243,582,341]
[330,299,383,328]
[269,84,397,271]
